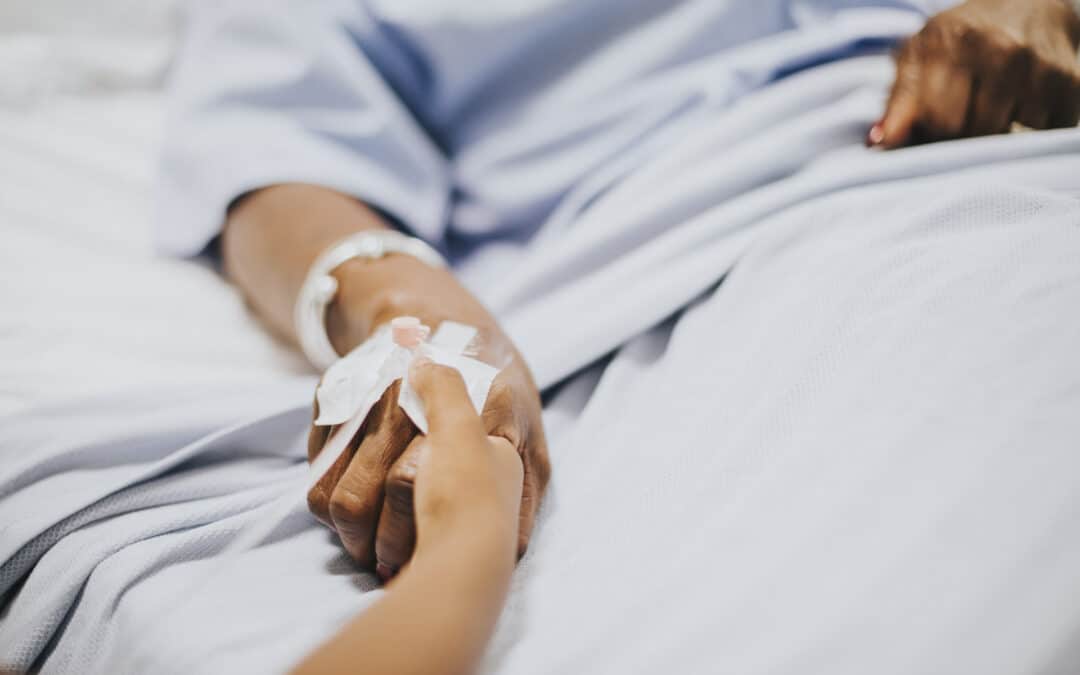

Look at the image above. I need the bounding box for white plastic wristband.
[294,230,446,371]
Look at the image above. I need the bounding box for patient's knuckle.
[386,468,415,494]
[920,17,955,53]
[482,382,524,447]
[384,470,416,515]
[981,27,1012,53]
[951,21,980,51]
[894,37,917,69]
[306,426,329,464]
[487,422,523,452]
[306,485,330,523]
[329,484,372,526]
[528,438,552,492]
[920,15,944,40]
[1000,39,1034,73]
[1041,64,1071,90]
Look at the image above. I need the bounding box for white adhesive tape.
[311,320,498,487]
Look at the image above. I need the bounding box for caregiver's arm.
[870,0,1080,148]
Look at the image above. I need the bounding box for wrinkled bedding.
[4,5,1080,675]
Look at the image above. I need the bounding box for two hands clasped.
[307,349,528,580]
[293,359,526,675]
[401,358,525,571]
[304,324,548,582]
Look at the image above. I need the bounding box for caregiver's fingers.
[409,359,523,537]
[409,359,487,446]
[374,436,424,580]
[329,380,416,569]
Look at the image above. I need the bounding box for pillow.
[0,0,183,104]
[0,0,182,37]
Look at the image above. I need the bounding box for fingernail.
[376,562,397,582]
[866,121,885,147]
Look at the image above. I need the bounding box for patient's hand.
[871,0,1080,148]
[304,255,549,580]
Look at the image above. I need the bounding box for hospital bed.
[4,1,1080,673]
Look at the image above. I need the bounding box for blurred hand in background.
[870,0,1080,148]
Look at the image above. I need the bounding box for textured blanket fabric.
[4,3,1080,673]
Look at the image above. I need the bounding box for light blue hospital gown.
[8,1,1080,673]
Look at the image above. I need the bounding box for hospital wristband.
[294,230,447,370]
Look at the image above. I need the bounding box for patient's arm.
[223,183,509,361]
[223,184,549,577]
[870,0,1080,148]
[292,361,523,675]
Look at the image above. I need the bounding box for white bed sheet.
[5,14,1080,674]
[0,91,311,419]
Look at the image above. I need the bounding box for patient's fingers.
[1021,63,1079,130]
[878,38,921,149]
[918,62,972,141]
[306,389,360,528]
[306,429,359,529]
[306,395,332,464]
[876,2,1080,149]
[374,436,425,579]
[1045,77,1080,130]
[328,381,416,569]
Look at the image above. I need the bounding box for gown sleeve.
[154,0,449,256]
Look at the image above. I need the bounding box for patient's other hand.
[871,0,1080,148]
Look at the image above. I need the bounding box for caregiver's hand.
[871,0,1080,148]
[292,360,521,675]
[407,358,524,568]
[304,255,549,580]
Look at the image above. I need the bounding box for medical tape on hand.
[309,318,498,490]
